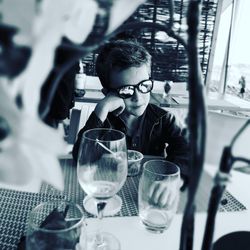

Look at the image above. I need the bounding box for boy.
[73,40,189,184]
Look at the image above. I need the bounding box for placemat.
[0,158,246,249]
[40,159,141,218]
[0,189,65,250]
[40,159,246,218]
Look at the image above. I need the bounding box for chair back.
[67,103,96,145]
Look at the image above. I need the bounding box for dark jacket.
[72,104,189,180]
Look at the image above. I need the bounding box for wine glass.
[77,128,127,249]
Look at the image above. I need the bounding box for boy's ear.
[102,88,108,95]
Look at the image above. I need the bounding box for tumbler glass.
[26,200,85,250]
[138,160,180,233]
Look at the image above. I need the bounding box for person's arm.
[72,111,105,162]
[163,113,189,188]
[72,93,125,161]
[94,92,125,122]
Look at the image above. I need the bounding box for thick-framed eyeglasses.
[112,78,154,99]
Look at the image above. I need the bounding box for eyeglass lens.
[118,79,153,98]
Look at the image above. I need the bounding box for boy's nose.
[131,88,141,102]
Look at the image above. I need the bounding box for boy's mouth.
[133,105,143,109]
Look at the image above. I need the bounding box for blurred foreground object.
[0,0,145,192]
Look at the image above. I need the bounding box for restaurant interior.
[0,0,250,249]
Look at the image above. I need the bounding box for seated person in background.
[73,40,189,187]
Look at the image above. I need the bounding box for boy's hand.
[148,179,181,208]
[94,93,125,122]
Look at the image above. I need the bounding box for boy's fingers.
[149,182,159,197]
[150,182,166,205]
[159,187,179,208]
[149,182,160,203]
[112,105,125,116]
[158,187,170,207]
[167,188,177,207]
[149,181,180,208]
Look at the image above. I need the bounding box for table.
[74,89,250,113]
[151,93,250,112]
[98,165,250,250]
[0,158,249,249]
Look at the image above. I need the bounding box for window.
[206,0,250,101]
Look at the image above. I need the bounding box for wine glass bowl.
[77,128,128,249]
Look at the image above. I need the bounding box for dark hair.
[96,40,151,89]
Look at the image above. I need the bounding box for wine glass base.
[87,232,120,250]
[83,195,122,216]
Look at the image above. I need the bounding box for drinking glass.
[77,128,127,249]
[138,160,180,233]
[127,149,143,176]
[26,200,85,250]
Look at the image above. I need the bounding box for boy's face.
[109,65,151,117]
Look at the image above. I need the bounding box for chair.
[67,103,96,145]
[67,108,81,144]
[78,103,96,130]
[205,111,249,166]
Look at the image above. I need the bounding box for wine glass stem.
[97,202,106,220]
[96,201,107,246]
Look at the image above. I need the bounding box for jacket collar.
[145,103,167,125]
